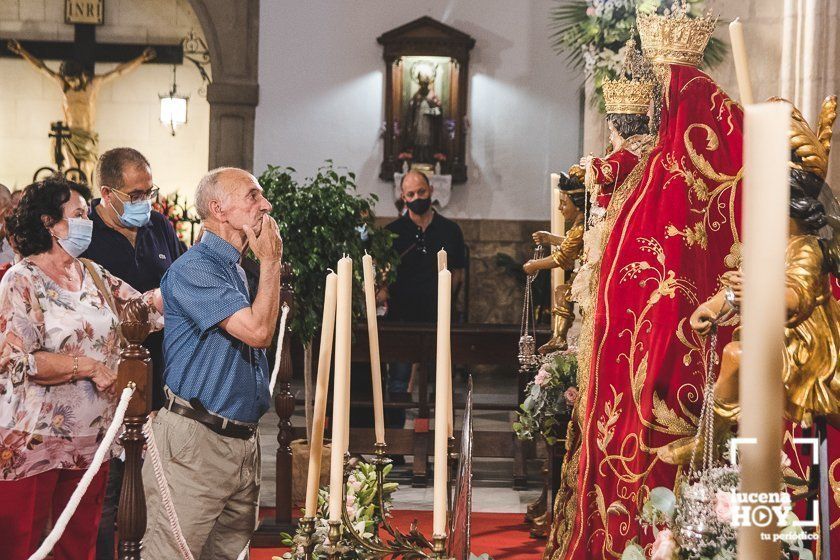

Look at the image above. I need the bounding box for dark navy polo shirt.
[82,199,184,409]
[385,210,466,322]
[83,199,185,293]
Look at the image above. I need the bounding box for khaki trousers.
[141,408,260,560]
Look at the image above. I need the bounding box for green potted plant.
[259,161,398,445]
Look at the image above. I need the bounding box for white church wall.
[255,0,583,221]
[0,0,209,200]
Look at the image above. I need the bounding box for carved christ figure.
[7,40,155,182]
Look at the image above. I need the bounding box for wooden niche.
[377,16,475,184]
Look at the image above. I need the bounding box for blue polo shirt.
[160,231,270,423]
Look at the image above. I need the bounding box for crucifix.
[1,1,183,183]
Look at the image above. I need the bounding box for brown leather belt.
[166,399,257,440]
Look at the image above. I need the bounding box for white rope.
[28,384,136,560]
[143,417,196,560]
[145,416,254,560]
[269,303,291,395]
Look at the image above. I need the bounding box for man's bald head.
[194,167,272,237]
[399,170,434,217]
[195,167,256,220]
[400,170,430,194]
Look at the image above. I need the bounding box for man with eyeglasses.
[82,147,183,560]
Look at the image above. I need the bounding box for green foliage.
[259,162,399,344]
[513,350,578,446]
[548,0,728,113]
[279,461,399,559]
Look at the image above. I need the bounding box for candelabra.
[293,443,455,559]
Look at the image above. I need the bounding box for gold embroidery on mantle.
[614,237,700,437]
[659,123,742,267]
[545,153,655,560]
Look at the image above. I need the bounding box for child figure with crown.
[544,4,750,559]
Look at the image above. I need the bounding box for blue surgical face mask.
[112,198,152,228]
[56,217,93,258]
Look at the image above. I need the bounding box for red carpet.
[250,509,545,559]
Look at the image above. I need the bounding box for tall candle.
[549,173,565,306]
[433,269,452,535]
[729,19,754,106]
[437,249,453,437]
[305,271,337,518]
[362,254,386,444]
[794,0,805,106]
[328,257,352,521]
[801,0,817,122]
[780,0,796,99]
[437,248,447,272]
[342,258,353,453]
[738,102,790,558]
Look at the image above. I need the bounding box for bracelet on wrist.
[71,356,78,382]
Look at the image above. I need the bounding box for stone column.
[188,0,260,172]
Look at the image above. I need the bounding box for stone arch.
[187,0,260,171]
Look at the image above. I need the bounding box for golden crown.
[602,77,654,114]
[637,3,717,67]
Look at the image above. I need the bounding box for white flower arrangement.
[278,462,398,559]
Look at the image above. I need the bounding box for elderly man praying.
[141,167,283,559]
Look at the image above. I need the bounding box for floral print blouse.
[0,258,161,480]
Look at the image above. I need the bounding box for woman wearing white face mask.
[0,177,163,560]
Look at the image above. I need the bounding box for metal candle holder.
[323,519,349,560]
[292,516,316,558]
[292,443,456,559]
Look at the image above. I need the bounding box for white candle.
[780,0,796,99]
[549,173,565,304]
[738,102,790,558]
[305,271,337,518]
[794,0,805,106]
[437,248,447,272]
[801,0,817,122]
[328,257,352,521]
[433,269,451,535]
[362,254,386,444]
[729,19,754,106]
[437,249,454,437]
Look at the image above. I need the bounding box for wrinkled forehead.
[224,170,261,197]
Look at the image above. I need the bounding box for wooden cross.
[0,21,183,71]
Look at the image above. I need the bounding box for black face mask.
[406,197,432,215]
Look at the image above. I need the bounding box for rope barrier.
[269,303,290,395]
[28,383,136,560]
[143,416,196,560]
[29,305,291,560]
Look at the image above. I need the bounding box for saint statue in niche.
[403,60,444,165]
[7,40,155,182]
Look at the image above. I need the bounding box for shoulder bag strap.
[79,258,126,347]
